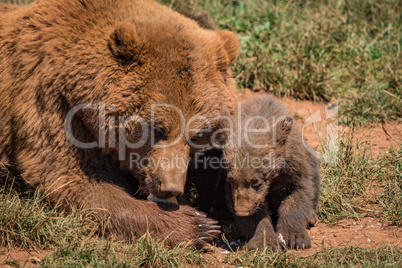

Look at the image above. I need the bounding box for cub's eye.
[251,178,262,189]
[227,177,234,184]
[154,125,166,137]
[192,132,203,142]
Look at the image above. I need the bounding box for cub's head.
[99,19,239,199]
[223,107,293,217]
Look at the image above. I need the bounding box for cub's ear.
[217,30,240,64]
[275,116,293,147]
[109,22,144,65]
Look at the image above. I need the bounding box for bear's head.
[223,108,293,217]
[67,18,239,199]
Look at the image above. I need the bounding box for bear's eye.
[191,132,203,142]
[177,67,193,79]
[154,124,166,137]
[251,178,262,189]
[227,177,234,184]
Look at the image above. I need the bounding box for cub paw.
[277,232,311,250]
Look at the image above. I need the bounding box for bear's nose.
[160,183,184,196]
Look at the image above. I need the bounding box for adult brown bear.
[0,0,239,248]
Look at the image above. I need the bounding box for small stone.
[31,257,41,264]
[230,241,239,247]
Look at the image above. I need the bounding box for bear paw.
[189,209,221,249]
[160,204,221,249]
[277,232,311,250]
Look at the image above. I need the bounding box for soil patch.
[0,248,50,267]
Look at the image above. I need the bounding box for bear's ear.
[192,11,216,30]
[275,116,293,147]
[109,22,143,65]
[217,30,240,64]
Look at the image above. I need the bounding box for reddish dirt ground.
[0,248,49,267]
[1,90,401,266]
[298,217,402,256]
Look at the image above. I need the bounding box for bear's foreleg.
[235,201,279,250]
[275,178,317,250]
[45,177,221,249]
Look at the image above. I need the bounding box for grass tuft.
[319,133,401,225]
[226,245,402,267]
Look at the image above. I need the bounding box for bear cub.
[222,96,321,250]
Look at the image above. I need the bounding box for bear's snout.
[146,144,190,198]
[160,182,184,197]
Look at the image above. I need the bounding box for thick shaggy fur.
[223,96,321,250]
[0,0,239,248]
[187,96,320,250]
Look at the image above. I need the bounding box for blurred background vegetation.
[160,0,401,125]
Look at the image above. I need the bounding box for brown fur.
[223,96,320,250]
[197,96,320,249]
[184,96,320,250]
[0,0,240,248]
[0,3,19,13]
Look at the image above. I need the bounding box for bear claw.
[207,230,221,236]
[279,232,311,250]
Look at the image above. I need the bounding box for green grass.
[41,232,204,267]
[0,167,98,250]
[318,134,401,225]
[4,259,19,267]
[160,0,401,125]
[225,245,402,267]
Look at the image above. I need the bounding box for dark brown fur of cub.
[223,96,320,250]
